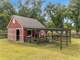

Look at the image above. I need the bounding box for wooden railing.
[25,28,71,50]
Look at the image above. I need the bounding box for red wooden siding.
[8,18,22,28]
[23,28,27,40]
[8,18,24,42]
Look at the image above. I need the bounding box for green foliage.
[0,0,16,30]
[18,0,46,25]
[47,21,55,28]
[68,0,80,32]
[64,23,73,29]
[46,3,66,28]
[0,13,10,30]
[19,6,31,17]
[0,0,80,33]
[2,1,16,15]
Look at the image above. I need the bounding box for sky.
[10,0,70,12]
[11,0,71,24]
[11,0,70,7]
[44,0,69,6]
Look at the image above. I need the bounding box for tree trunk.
[76,25,79,35]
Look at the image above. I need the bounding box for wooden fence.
[0,31,7,39]
[25,28,71,50]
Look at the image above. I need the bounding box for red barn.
[7,15,46,42]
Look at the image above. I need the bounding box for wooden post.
[69,30,71,44]
[29,29,32,43]
[46,30,48,43]
[51,30,53,43]
[66,30,68,46]
[60,30,63,50]
[37,29,40,44]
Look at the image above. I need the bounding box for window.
[27,30,32,35]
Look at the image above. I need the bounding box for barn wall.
[19,28,24,42]
[8,19,22,28]
[8,28,24,42]
[8,28,15,41]
[23,28,27,41]
[8,18,24,42]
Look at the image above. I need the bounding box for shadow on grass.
[1,38,80,57]
[7,39,72,51]
[60,39,80,57]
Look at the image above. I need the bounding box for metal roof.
[12,15,46,29]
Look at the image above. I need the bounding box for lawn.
[0,38,80,60]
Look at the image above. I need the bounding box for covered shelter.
[7,15,46,42]
[7,15,71,50]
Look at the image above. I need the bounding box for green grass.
[0,38,80,60]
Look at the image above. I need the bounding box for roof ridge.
[12,15,37,21]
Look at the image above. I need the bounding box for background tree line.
[0,0,80,33]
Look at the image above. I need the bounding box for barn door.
[16,29,20,41]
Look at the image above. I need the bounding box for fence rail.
[0,31,7,39]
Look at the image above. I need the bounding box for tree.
[2,1,16,15]
[46,3,66,28]
[68,0,80,33]
[19,5,31,17]
[0,13,10,30]
[30,0,46,25]
[0,0,16,30]
[18,0,46,25]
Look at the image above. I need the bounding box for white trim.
[7,16,14,28]
[15,27,24,42]
[21,27,24,41]
[7,16,23,28]
[15,19,23,28]
[8,27,24,42]
[8,28,22,29]
[13,19,16,24]
[27,29,32,30]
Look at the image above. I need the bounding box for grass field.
[0,38,80,60]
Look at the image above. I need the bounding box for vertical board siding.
[8,18,24,42]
